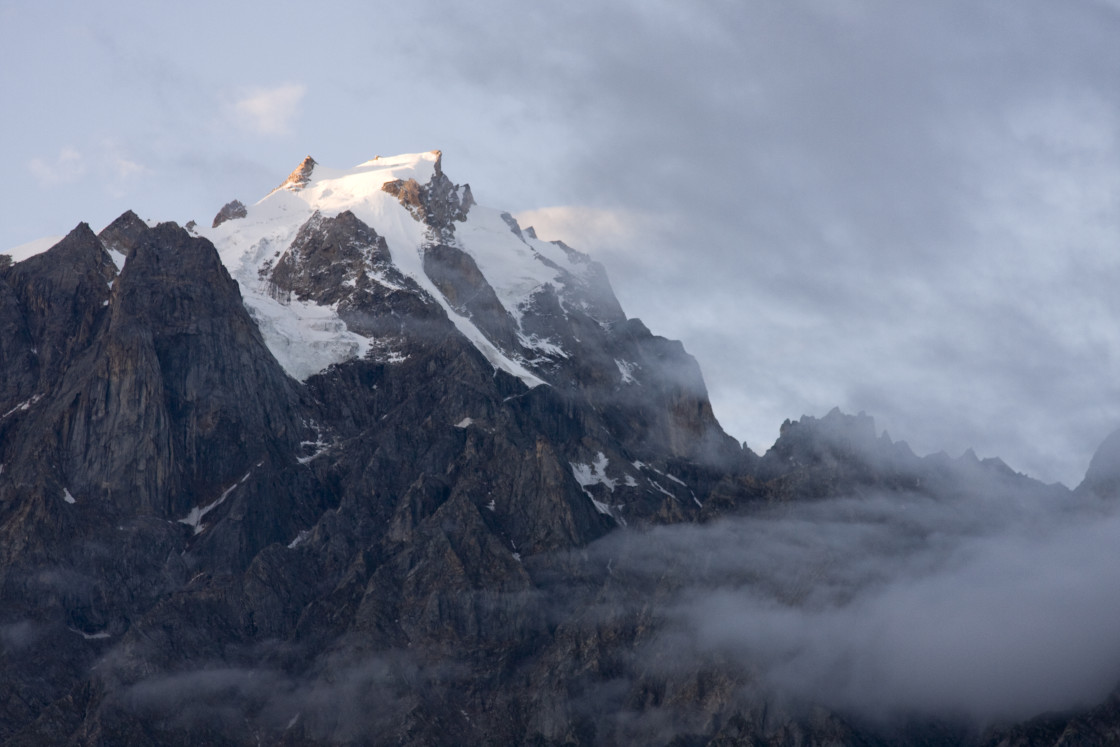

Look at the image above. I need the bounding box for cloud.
[512,205,669,273]
[28,147,86,186]
[95,139,151,197]
[232,83,306,136]
[515,206,644,247]
[111,644,464,742]
[0,620,38,652]
[111,155,146,182]
[584,481,1120,727]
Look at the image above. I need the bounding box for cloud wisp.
[232,83,307,136]
[28,147,86,186]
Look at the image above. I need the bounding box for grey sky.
[3,0,1119,484]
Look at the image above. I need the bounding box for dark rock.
[265,210,447,343]
[1,223,116,390]
[99,209,149,256]
[211,199,248,228]
[381,151,473,242]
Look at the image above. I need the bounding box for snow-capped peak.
[200,150,566,387]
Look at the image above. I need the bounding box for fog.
[108,644,456,742]
[586,482,1120,727]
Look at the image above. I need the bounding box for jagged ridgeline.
[1,151,1119,745]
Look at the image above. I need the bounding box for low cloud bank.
[589,485,1120,726]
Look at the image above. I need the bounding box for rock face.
[276,155,317,192]
[0,152,1116,745]
[381,150,474,242]
[211,199,248,228]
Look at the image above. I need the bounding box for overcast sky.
[3,0,1120,485]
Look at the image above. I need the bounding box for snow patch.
[455,417,474,429]
[242,293,371,381]
[107,247,127,271]
[571,453,617,493]
[615,359,639,385]
[69,627,111,640]
[518,332,567,359]
[287,530,311,549]
[571,453,620,517]
[633,460,687,488]
[179,470,252,534]
[297,435,330,465]
[1,395,42,421]
[368,268,408,291]
[297,420,330,464]
[62,488,76,504]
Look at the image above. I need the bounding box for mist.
[586,480,1120,727]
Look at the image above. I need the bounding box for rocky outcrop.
[382,152,473,242]
[268,210,396,304]
[98,210,150,256]
[211,199,247,228]
[265,209,446,341]
[275,155,317,193]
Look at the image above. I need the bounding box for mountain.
[1,151,1119,745]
